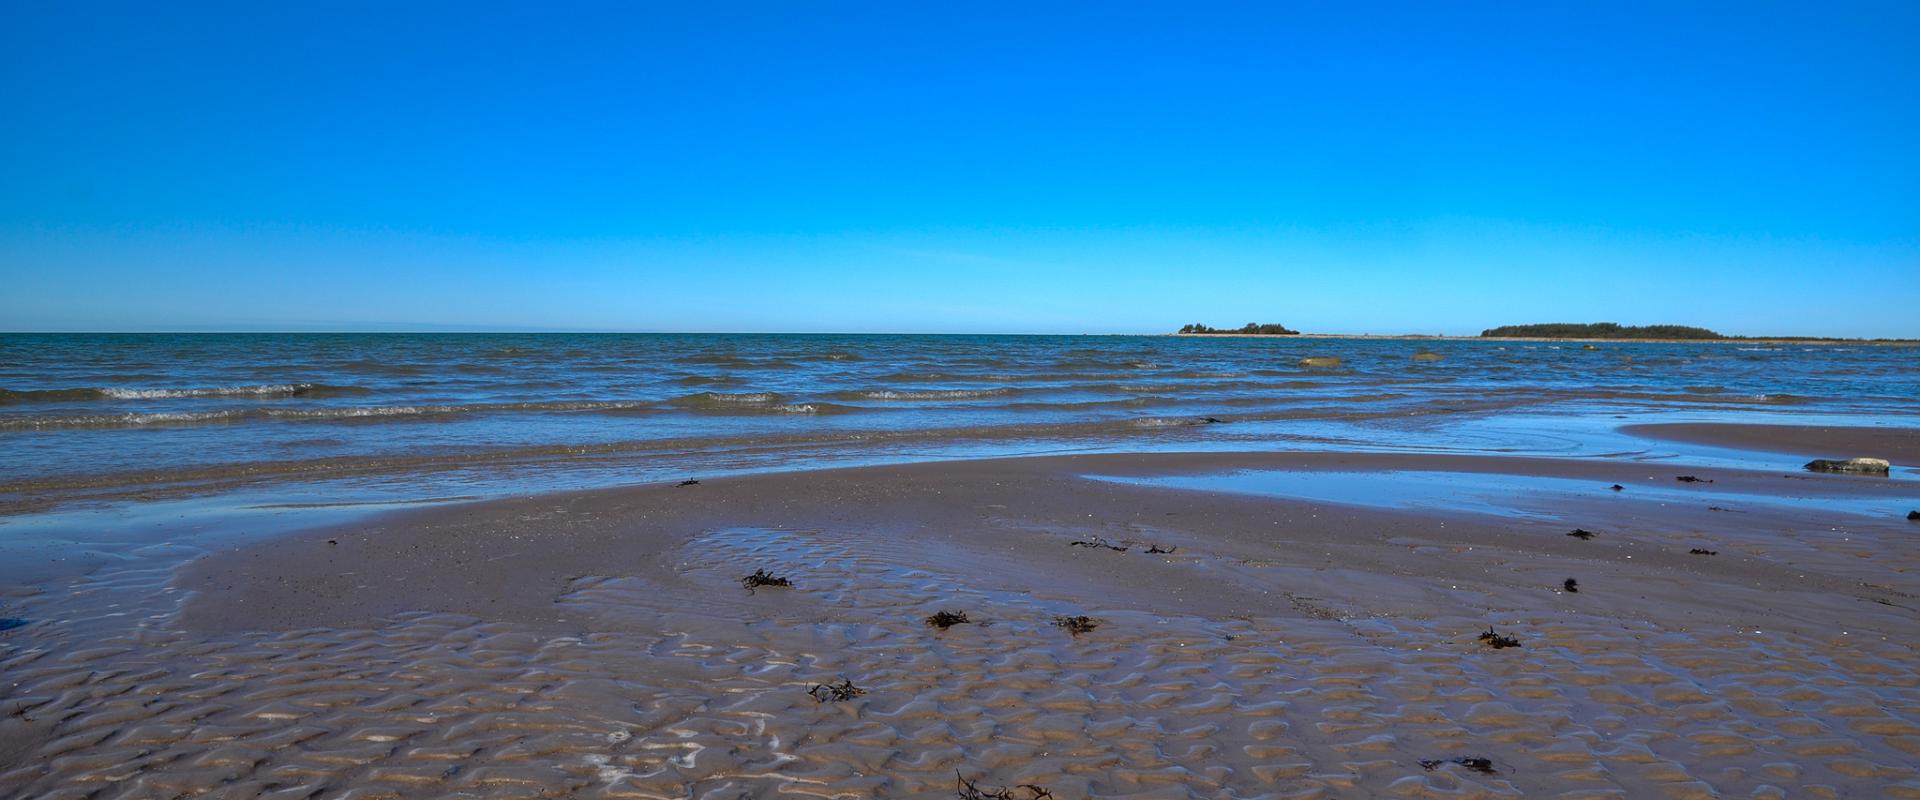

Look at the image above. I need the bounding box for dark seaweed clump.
[1145,543,1177,554]
[1908,510,1919,521]
[1478,627,1522,649]
[0,618,29,632]
[957,772,1054,800]
[1054,615,1099,635]
[1675,475,1712,483]
[1689,548,1718,556]
[1566,529,1596,540]
[926,610,971,630]
[741,569,792,592]
[676,479,701,487]
[1420,756,1497,774]
[1069,536,1128,552]
[1609,484,1625,491]
[1562,578,1579,593]
[807,678,866,703]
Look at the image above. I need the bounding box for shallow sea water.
[4,333,1916,513]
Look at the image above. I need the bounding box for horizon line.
[5,329,1918,342]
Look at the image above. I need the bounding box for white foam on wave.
[859,388,1008,401]
[100,383,325,400]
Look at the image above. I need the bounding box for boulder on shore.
[1804,457,1891,475]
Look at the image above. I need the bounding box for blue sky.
[3,2,1916,335]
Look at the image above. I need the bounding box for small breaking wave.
[0,400,660,430]
[0,383,367,404]
[767,402,860,415]
[665,392,861,415]
[834,388,1013,402]
[670,391,784,408]
[99,383,369,400]
[1130,416,1217,428]
[673,375,747,387]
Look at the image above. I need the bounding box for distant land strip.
[1171,321,1918,344]
[1177,322,1299,335]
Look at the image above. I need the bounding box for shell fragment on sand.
[1803,457,1891,475]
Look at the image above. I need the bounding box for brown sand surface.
[3,451,1919,798]
[1623,422,1920,465]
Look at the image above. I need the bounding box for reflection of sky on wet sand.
[1088,469,1920,522]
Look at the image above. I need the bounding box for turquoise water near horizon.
[3,333,1917,513]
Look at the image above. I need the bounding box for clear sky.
[3,2,1916,336]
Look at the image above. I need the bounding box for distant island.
[1479,322,1722,340]
[1169,321,1915,343]
[1177,322,1299,335]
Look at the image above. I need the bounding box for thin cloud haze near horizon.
[2,3,1916,337]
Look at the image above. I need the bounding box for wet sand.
[1624,422,1920,465]
[3,449,1920,797]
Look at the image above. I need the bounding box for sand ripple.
[3,515,1919,798]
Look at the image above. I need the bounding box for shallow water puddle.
[1086,469,1918,521]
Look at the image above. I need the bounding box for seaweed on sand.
[807,678,866,702]
[1478,627,1522,649]
[741,569,792,593]
[1566,529,1596,540]
[676,479,701,487]
[1675,475,1712,483]
[1609,484,1625,491]
[926,610,971,630]
[1563,578,1579,593]
[1069,537,1128,552]
[1053,615,1099,635]
[1689,548,1718,556]
[1144,543,1177,554]
[956,772,1054,800]
[1420,756,1497,774]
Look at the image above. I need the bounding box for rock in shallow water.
[1803,458,1891,475]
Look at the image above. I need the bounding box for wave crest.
[0,383,367,404]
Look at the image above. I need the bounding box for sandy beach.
[3,424,1917,798]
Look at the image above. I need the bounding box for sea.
[2,333,1917,517]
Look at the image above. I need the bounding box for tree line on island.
[1478,322,1723,339]
[1177,322,1299,335]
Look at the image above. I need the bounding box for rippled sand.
[3,451,1918,798]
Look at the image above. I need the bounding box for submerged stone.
[1299,356,1342,368]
